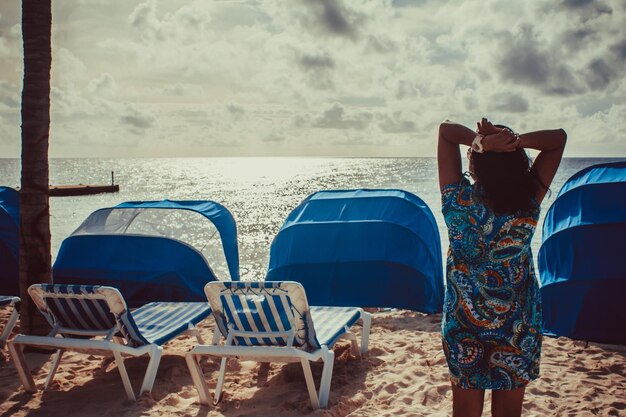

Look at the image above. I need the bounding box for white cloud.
[88,73,118,97]
[314,103,373,130]
[52,48,88,88]
[0,0,624,157]
[128,1,162,40]
[0,81,20,109]
[119,103,157,132]
[0,82,20,153]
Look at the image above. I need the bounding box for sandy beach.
[1,308,624,417]
[3,0,625,414]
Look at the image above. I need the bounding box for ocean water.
[0,157,622,279]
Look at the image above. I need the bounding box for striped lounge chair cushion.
[206,281,363,351]
[37,285,119,332]
[219,292,297,347]
[29,284,211,347]
[131,302,211,346]
[310,306,362,348]
[0,296,19,308]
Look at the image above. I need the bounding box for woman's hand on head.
[482,129,519,152]
[476,118,502,136]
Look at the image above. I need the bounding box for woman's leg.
[452,383,485,417]
[491,387,525,417]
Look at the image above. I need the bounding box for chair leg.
[189,327,205,345]
[342,327,360,356]
[43,349,64,390]
[113,350,136,401]
[318,347,335,408]
[139,346,163,396]
[7,341,37,392]
[214,357,229,404]
[361,312,371,355]
[185,352,212,405]
[185,323,205,345]
[0,307,19,345]
[300,358,320,409]
[211,327,222,345]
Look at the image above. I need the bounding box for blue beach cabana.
[0,187,20,296]
[53,200,240,307]
[266,189,444,313]
[539,161,626,344]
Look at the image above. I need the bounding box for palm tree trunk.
[20,0,52,335]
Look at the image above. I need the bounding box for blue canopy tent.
[53,200,240,307]
[0,187,20,296]
[266,189,444,313]
[539,161,626,344]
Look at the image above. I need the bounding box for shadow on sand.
[0,312,443,417]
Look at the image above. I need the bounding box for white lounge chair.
[8,284,211,401]
[186,281,371,409]
[0,295,20,347]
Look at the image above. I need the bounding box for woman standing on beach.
[437,118,566,417]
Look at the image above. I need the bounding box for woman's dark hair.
[471,126,547,214]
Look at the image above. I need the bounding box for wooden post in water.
[111,171,114,186]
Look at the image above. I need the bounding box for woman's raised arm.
[518,129,567,204]
[437,121,476,190]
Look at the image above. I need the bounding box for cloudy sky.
[0,0,624,157]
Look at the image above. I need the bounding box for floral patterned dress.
[441,177,542,390]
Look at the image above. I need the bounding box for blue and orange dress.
[441,177,542,390]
